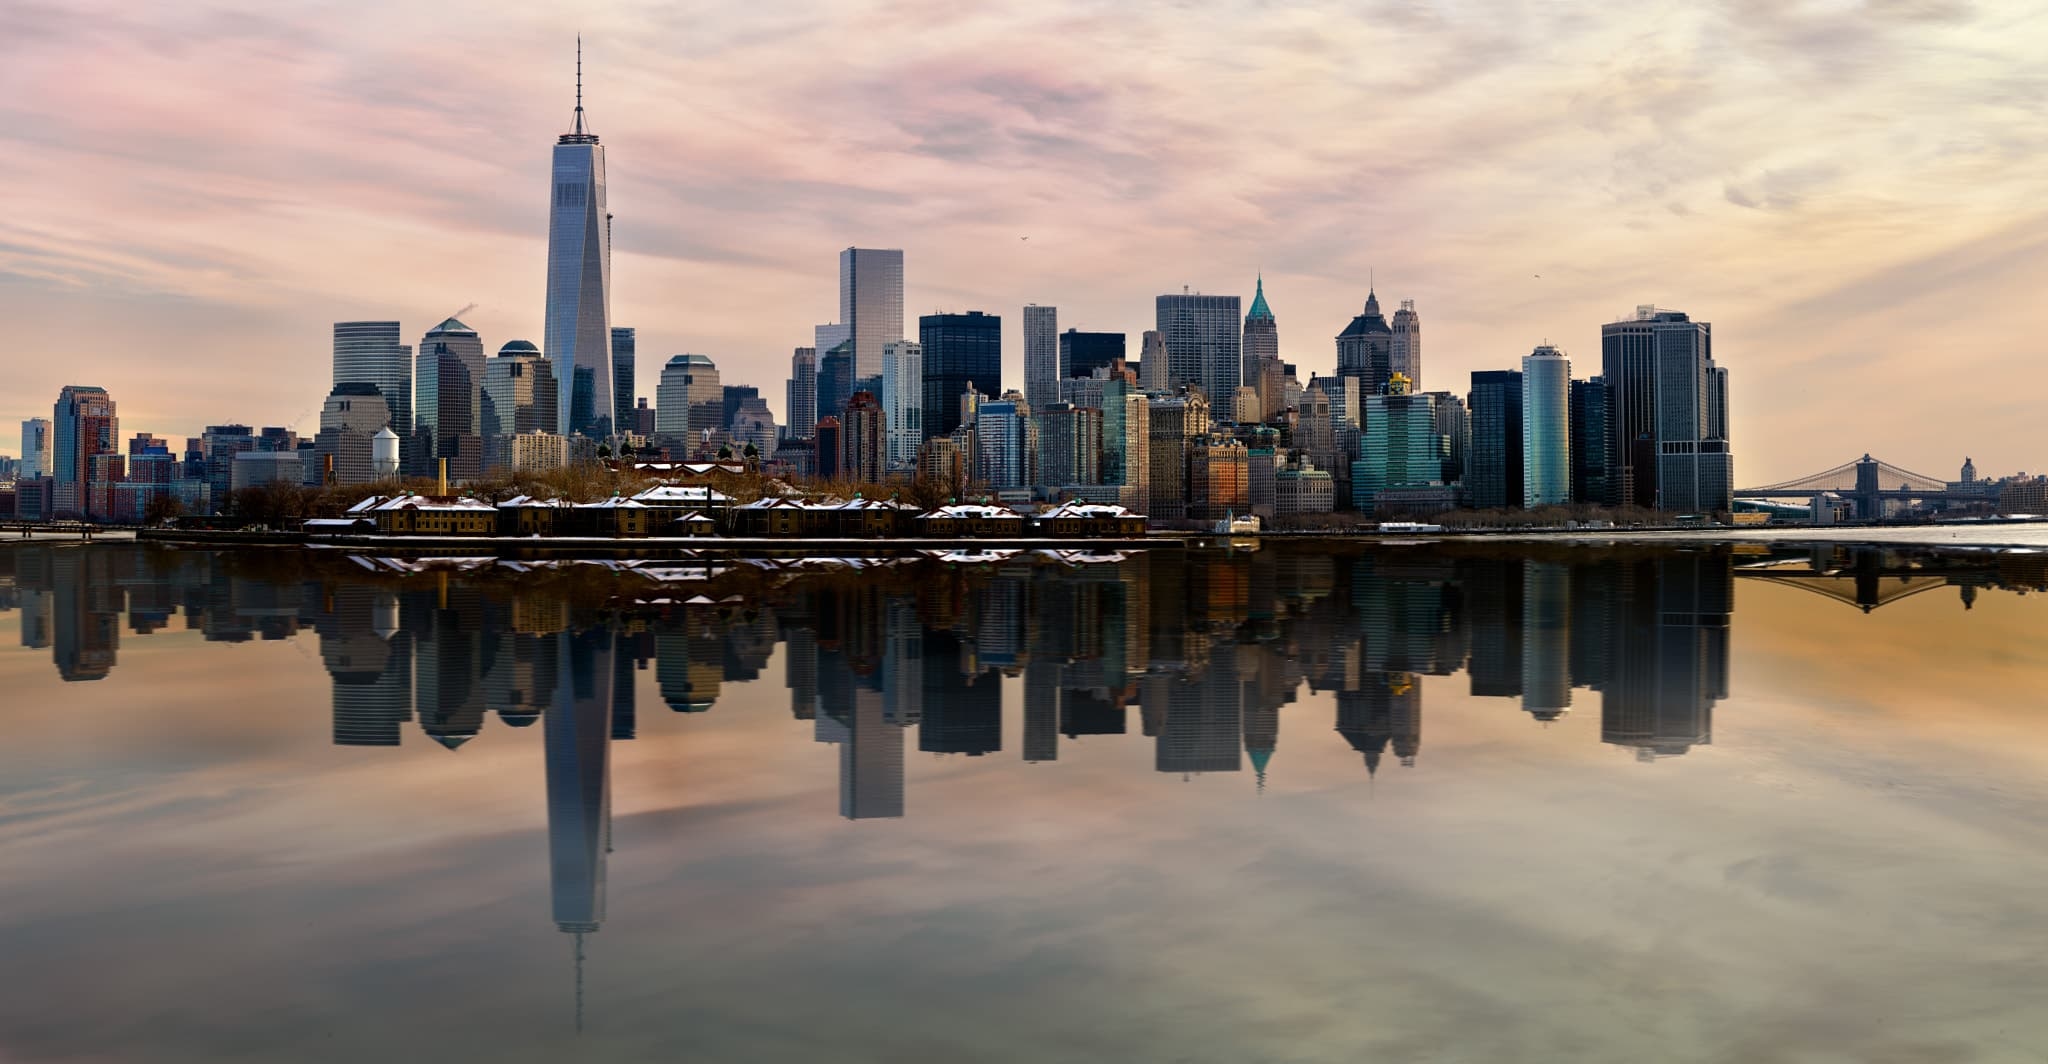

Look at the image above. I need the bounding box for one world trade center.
[545,41,613,440]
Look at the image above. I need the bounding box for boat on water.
[1376,521,1444,533]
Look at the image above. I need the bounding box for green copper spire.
[1247,274,1274,321]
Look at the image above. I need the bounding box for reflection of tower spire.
[573,931,586,1035]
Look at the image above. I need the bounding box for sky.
[2,0,2045,484]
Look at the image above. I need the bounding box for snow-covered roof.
[1038,501,1146,520]
[346,495,385,514]
[920,504,1025,520]
[372,494,494,513]
[575,497,649,509]
[632,485,734,504]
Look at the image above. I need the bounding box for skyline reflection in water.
[3,542,2048,1062]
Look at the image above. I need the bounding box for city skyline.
[4,4,2047,481]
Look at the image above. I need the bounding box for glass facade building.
[1467,370,1524,510]
[1156,293,1242,411]
[332,321,412,433]
[545,89,613,439]
[839,248,904,384]
[918,311,1002,439]
[1521,345,1571,508]
[1023,304,1060,411]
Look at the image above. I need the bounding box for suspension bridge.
[1736,454,1970,520]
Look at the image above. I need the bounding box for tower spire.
[573,36,585,135]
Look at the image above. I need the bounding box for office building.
[1139,329,1168,392]
[314,382,391,486]
[545,55,614,439]
[1354,374,1449,513]
[720,385,759,433]
[1521,345,1571,508]
[1569,378,1610,505]
[610,326,635,433]
[1156,292,1242,408]
[813,323,853,420]
[817,338,855,425]
[881,340,924,469]
[787,347,818,438]
[1429,392,1470,485]
[814,417,842,480]
[1189,437,1250,521]
[1060,330,1125,382]
[332,321,412,432]
[1147,390,1209,521]
[1037,402,1102,488]
[840,248,904,382]
[974,396,1031,490]
[841,391,886,483]
[51,386,117,518]
[1242,276,1281,422]
[1390,299,1422,390]
[919,311,1002,439]
[482,340,559,470]
[731,397,778,462]
[1274,454,1336,515]
[655,355,720,450]
[1467,370,1524,510]
[20,418,50,480]
[1102,382,1150,508]
[1335,290,1392,398]
[1601,307,1731,512]
[416,321,484,479]
[1024,304,1060,411]
[510,431,570,471]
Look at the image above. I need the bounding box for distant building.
[1024,304,1060,411]
[731,398,778,462]
[482,340,559,471]
[510,431,570,472]
[51,385,117,518]
[610,326,636,435]
[545,78,613,439]
[1521,345,1571,508]
[1242,276,1282,422]
[231,450,305,491]
[1467,370,1524,510]
[1275,453,1336,515]
[1601,307,1730,512]
[881,340,924,469]
[787,347,818,439]
[655,355,720,450]
[1060,329,1126,382]
[919,311,1002,439]
[1335,290,1392,399]
[19,418,51,481]
[974,396,1031,490]
[332,321,411,432]
[1354,374,1450,513]
[1390,299,1422,390]
[1569,378,1610,506]
[1156,292,1242,409]
[1037,402,1102,488]
[841,391,887,483]
[315,382,391,486]
[1189,438,1249,522]
[841,248,905,383]
[1148,390,1209,521]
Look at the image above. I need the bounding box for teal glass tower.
[545,40,614,440]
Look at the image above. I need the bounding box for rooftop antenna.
[573,36,586,135]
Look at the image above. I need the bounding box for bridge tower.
[1854,454,1882,520]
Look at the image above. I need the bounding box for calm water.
[5,542,2048,1063]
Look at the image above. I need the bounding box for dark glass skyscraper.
[610,327,635,433]
[1570,377,1611,506]
[918,311,1002,438]
[1600,308,1730,512]
[1467,370,1524,510]
[1061,330,1127,381]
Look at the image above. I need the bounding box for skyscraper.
[813,323,853,421]
[419,317,485,434]
[1139,329,1169,392]
[1569,377,1610,505]
[545,45,614,439]
[415,340,481,478]
[332,321,412,432]
[611,326,636,433]
[655,355,720,450]
[974,397,1030,490]
[787,347,818,439]
[50,386,117,518]
[1600,307,1730,512]
[1354,374,1450,513]
[1390,299,1422,390]
[1467,370,1524,510]
[1242,276,1282,423]
[1060,330,1126,383]
[1521,345,1571,508]
[1335,290,1392,398]
[1036,402,1102,488]
[918,311,1002,439]
[1156,293,1242,409]
[841,391,887,483]
[1023,304,1060,411]
[19,418,51,480]
[313,383,390,486]
[840,248,904,383]
[881,340,924,469]
[482,340,559,470]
